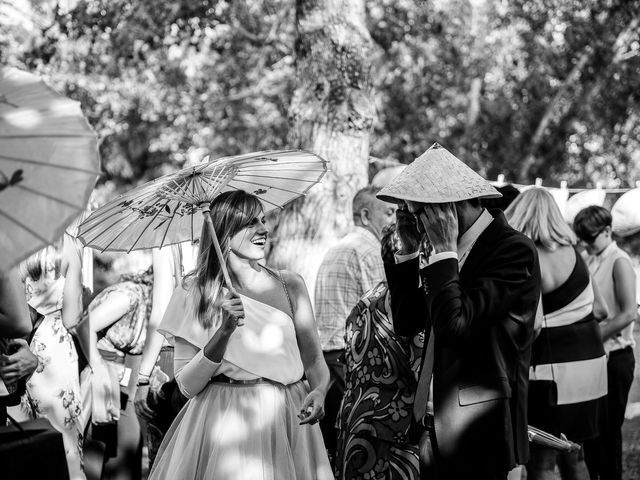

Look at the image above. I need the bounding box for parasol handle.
[200,206,234,292]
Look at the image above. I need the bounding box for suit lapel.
[459,210,510,278]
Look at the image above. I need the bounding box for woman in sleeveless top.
[506,188,608,480]
[574,206,637,480]
[148,190,333,480]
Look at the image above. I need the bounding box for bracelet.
[137,373,151,386]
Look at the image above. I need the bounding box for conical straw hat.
[377,143,501,204]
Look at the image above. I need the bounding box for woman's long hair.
[185,190,263,329]
[504,187,576,250]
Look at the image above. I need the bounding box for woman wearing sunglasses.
[574,205,637,480]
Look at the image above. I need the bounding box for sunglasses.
[579,227,606,244]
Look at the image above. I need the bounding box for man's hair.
[504,187,576,249]
[481,184,520,211]
[573,206,612,240]
[352,186,382,218]
[466,197,482,208]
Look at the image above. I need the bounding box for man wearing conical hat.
[377,143,541,480]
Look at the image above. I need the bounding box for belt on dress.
[98,348,125,364]
[209,374,285,386]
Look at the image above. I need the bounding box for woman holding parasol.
[76,150,332,478]
[147,190,332,479]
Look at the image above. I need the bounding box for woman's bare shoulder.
[537,245,576,292]
[278,269,306,290]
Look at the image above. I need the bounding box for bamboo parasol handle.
[201,208,244,327]
[200,206,233,291]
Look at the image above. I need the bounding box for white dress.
[148,286,333,480]
[9,275,85,480]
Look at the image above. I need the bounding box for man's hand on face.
[420,203,458,254]
[395,204,423,255]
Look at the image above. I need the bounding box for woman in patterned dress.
[12,233,87,480]
[86,267,154,480]
[335,223,424,480]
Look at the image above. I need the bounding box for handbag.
[0,414,70,480]
[528,378,558,407]
[146,371,188,434]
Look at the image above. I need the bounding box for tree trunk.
[266,0,375,300]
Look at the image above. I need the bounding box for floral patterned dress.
[335,282,424,480]
[91,280,152,356]
[9,274,85,480]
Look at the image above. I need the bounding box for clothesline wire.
[491,176,640,194]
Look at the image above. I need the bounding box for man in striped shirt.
[314,185,396,464]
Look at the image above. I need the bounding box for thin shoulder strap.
[278,271,295,320]
[262,264,295,320]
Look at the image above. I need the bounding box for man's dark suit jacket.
[386,210,541,478]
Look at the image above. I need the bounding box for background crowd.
[2,159,638,479]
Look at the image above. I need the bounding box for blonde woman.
[505,188,608,480]
[149,190,332,480]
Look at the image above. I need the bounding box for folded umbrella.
[528,426,577,452]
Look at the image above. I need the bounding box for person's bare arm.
[87,289,131,367]
[600,258,636,341]
[0,338,37,385]
[134,249,176,418]
[139,249,175,374]
[61,234,84,330]
[0,268,31,338]
[285,271,330,425]
[591,278,609,322]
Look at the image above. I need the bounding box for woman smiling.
[148,190,333,480]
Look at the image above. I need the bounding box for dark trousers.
[418,426,507,480]
[102,397,142,480]
[584,346,635,480]
[319,349,345,466]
